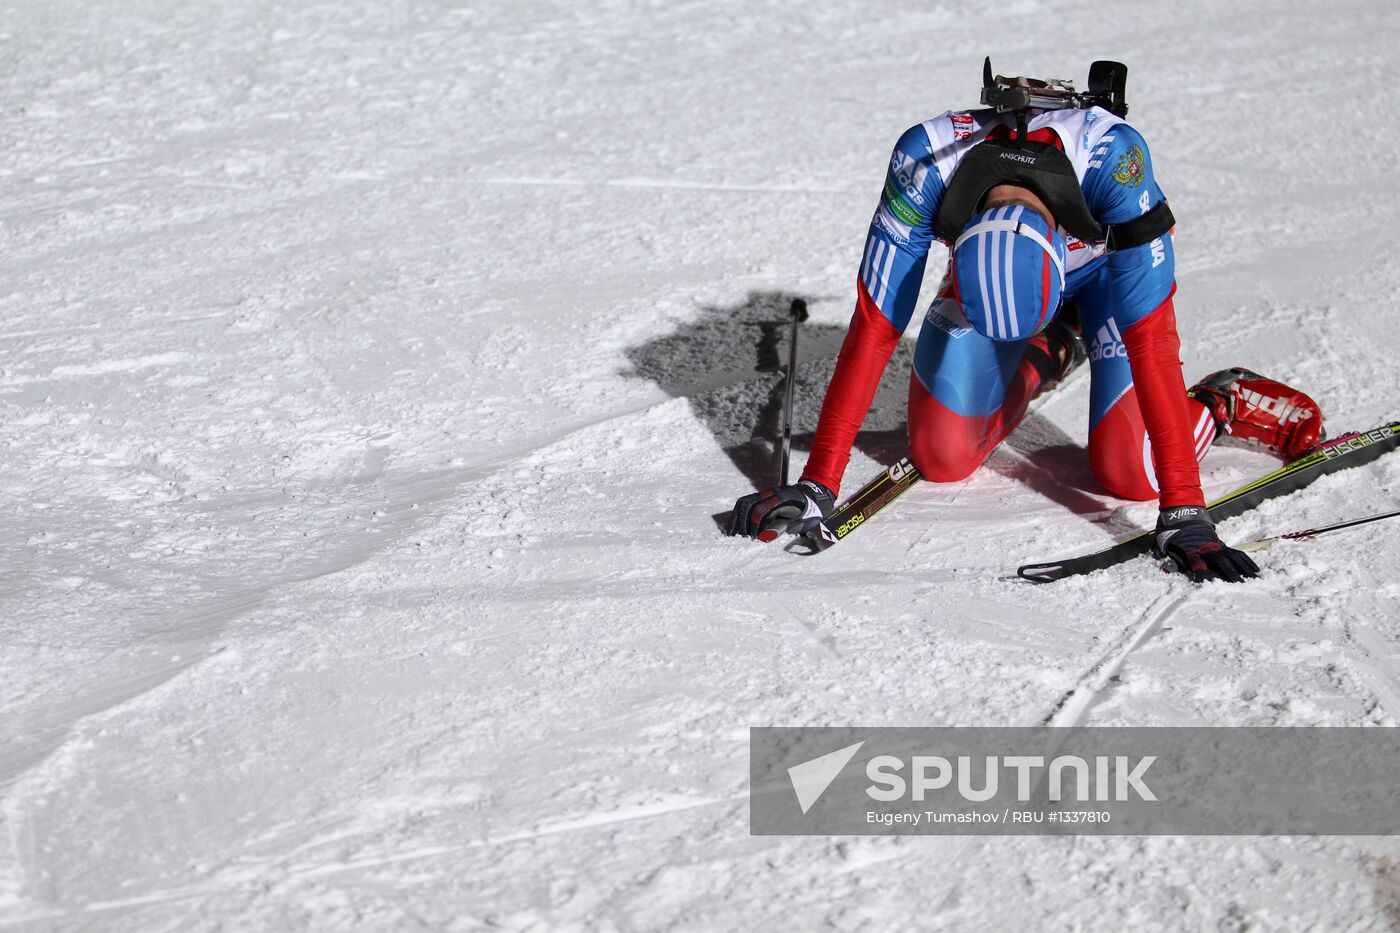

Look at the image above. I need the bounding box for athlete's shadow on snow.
[622,289,912,492]
[996,423,1122,522]
[624,289,1122,528]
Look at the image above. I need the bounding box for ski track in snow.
[1043,590,1195,728]
[4,0,1400,929]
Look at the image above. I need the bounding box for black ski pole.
[779,298,808,486]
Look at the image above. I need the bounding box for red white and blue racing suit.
[803,107,1215,508]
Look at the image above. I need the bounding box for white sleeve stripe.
[876,238,896,308]
[861,234,877,287]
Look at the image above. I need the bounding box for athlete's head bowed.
[951,202,1067,342]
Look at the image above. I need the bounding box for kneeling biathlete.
[727,61,1323,583]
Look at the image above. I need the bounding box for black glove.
[1153,505,1259,583]
[727,479,835,542]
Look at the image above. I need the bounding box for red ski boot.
[1188,367,1324,460]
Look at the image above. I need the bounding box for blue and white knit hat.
[951,205,1068,342]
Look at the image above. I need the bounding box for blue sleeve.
[1083,124,1175,327]
[859,124,944,333]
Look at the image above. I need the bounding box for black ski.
[1016,421,1400,582]
[805,458,923,551]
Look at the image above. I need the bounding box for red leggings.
[908,356,1215,501]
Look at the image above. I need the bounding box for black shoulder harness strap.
[1105,199,1175,251]
[934,138,1102,244]
[933,136,1176,251]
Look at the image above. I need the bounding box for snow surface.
[3,0,1400,929]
